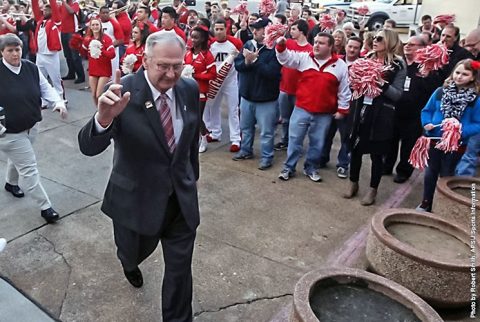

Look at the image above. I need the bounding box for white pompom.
[89,39,103,59]
[123,54,137,65]
[181,64,195,78]
[121,62,133,74]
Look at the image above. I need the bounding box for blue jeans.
[320,115,350,169]
[278,91,296,145]
[284,107,332,174]
[239,98,278,164]
[456,133,480,176]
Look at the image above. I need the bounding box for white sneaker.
[199,135,208,153]
[0,238,6,253]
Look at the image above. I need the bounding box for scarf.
[440,82,477,119]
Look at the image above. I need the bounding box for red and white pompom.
[89,39,102,59]
[319,14,336,33]
[414,43,449,76]
[435,118,462,152]
[264,24,288,49]
[232,1,248,16]
[121,54,137,74]
[433,14,455,25]
[357,5,369,16]
[259,0,275,16]
[348,58,390,99]
[409,136,431,170]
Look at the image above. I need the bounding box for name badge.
[364,96,373,105]
[404,76,411,92]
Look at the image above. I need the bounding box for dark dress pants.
[113,193,196,322]
[61,32,85,80]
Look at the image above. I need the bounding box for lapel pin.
[184,105,187,111]
[145,101,153,109]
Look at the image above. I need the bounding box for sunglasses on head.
[373,35,384,42]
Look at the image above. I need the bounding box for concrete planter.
[366,208,480,308]
[290,267,442,322]
[433,176,480,232]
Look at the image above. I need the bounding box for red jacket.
[184,49,216,101]
[82,34,116,77]
[280,39,313,95]
[116,12,132,45]
[32,0,62,52]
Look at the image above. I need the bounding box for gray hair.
[0,33,23,52]
[144,31,186,57]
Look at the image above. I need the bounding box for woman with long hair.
[120,22,150,74]
[183,25,217,153]
[417,59,480,212]
[332,29,346,56]
[81,17,116,106]
[344,29,406,205]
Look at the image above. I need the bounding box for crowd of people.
[1,0,480,210]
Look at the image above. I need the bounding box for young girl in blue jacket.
[417,59,480,212]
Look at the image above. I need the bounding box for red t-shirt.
[60,1,79,33]
[280,39,313,95]
[82,34,116,77]
[116,12,132,44]
[184,49,216,101]
[121,42,144,73]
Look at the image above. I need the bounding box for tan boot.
[361,188,377,206]
[343,181,359,199]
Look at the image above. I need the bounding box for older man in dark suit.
[78,31,200,322]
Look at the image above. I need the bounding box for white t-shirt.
[210,38,242,85]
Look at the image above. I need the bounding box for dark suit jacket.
[78,69,200,235]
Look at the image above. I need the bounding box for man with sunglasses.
[383,36,441,183]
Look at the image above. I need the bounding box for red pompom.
[435,118,462,152]
[471,60,480,70]
[319,14,336,33]
[264,24,288,49]
[348,58,391,99]
[232,1,248,16]
[357,5,369,16]
[69,33,83,52]
[414,43,449,76]
[433,14,455,25]
[409,136,431,170]
[259,0,276,16]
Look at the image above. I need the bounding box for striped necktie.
[157,93,176,153]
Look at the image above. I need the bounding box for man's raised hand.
[97,69,131,126]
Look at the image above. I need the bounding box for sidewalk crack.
[193,293,292,317]
[37,232,72,317]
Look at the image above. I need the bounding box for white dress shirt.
[95,71,184,143]
[2,58,64,108]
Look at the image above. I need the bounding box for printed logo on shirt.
[215,52,229,63]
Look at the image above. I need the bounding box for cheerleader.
[81,17,116,106]
[417,59,480,212]
[183,25,216,153]
[120,22,149,74]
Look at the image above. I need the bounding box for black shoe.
[123,267,143,288]
[4,183,24,198]
[273,142,287,151]
[62,75,75,80]
[74,78,85,84]
[41,208,60,223]
[393,174,409,184]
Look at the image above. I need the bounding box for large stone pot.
[290,267,442,322]
[366,208,480,308]
[433,176,480,232]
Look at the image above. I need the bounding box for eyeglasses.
[373,36,384,42]
[154,63,184,73]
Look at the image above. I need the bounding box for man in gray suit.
[78,31,200,322]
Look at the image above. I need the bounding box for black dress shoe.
[393,174,409,184]
[41,208,60,223]
[5,183,24,198]
[74,78,85,84]
[123,267,143,288]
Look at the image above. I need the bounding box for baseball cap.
[250,17,270,29]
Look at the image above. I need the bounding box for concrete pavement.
[0,81,470,321]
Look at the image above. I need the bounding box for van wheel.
[367,17,386,31]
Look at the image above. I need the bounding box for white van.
[347,0,422,31]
